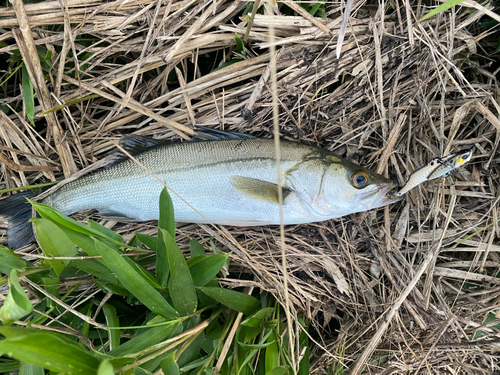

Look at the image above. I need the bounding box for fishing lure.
[395,150,473,196]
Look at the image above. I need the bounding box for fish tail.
[0,192,36,249]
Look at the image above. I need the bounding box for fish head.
[286,154,400,218]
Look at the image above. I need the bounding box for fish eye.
[350,170,369,189]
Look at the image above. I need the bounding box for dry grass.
[1,0,500,373]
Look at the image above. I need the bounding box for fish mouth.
[360,182,401,208]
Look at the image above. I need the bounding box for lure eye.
[457,151,471,165]
[350,171,369,189]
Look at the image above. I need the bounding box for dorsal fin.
[193,126,256,141]
[120,134,171,153]
[105,129,255,168]
[105,135,172,168]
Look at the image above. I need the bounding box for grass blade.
[420,0,466,21]
[265,366,289,375]
[189,239,206,257]
[32,218,78,277]
[198,287,260,315]
[103,303,120,350]
[97,359,114,375]
[94,239,178,319]
[88,220,124,243]
[108,323,181,357]
[160,352,180,375]
[73,259,118,285]
[0,327,100,375]
[0,270,33,325]
[134,233,158,250]
[157,188,175,287]
[161,228,197,316]
[0,245,30,274]
[188,254,228,287]
[19,362,44,375]
[21,64,34,125]
[265,331,278,372]
[31,201,128,248]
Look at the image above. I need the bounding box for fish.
[0,129,400,249]
[394,149,473,196]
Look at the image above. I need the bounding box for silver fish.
[1,132,399,248]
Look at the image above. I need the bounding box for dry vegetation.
[1,0,500,373]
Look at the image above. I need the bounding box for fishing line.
[269,18,298,374]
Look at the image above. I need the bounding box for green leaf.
[235,33,246,55]
[134,233,158,250]
[103,304,120,350]
[21,64,34,125]
[94,280,130,296]
[473,312,500,339]
[189,254,228,286]
[80,303,93,339]
[197,287,259,315]
[33,218,78,277]
[238,341,275,350]
[30,201,127,248]
[420,0,467,21]
[179,355,210,372]
[0,245,30,274]
[0,270,34,325]
[0,360,20,373]
[108,323,180,357]
[88,220,124,243]
[238,329,274,374]
[309,1,324,17]
[19,361,44,375]
[97,359,114,375]
[0,327,100,375]
[241,307,275,327]
[0,61,23,89]
[265,331,278,372]
[63,229,159,289]
[41,277,59,309]
[189,238,206,257]
[160,352,180,375]
[161,229,197,316]
[39,94,99,116]
[93,239,178,319]
[157,188,175,287]
[159,188,175,238]
[73,259,118,284]
[297,320,309,375]
[212,57,244,72]
[266,366,289,375]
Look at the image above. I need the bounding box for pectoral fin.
[230,176,291,204]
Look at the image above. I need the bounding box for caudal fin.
[0,192,36,249]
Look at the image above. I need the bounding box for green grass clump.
[0,188,310,374]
